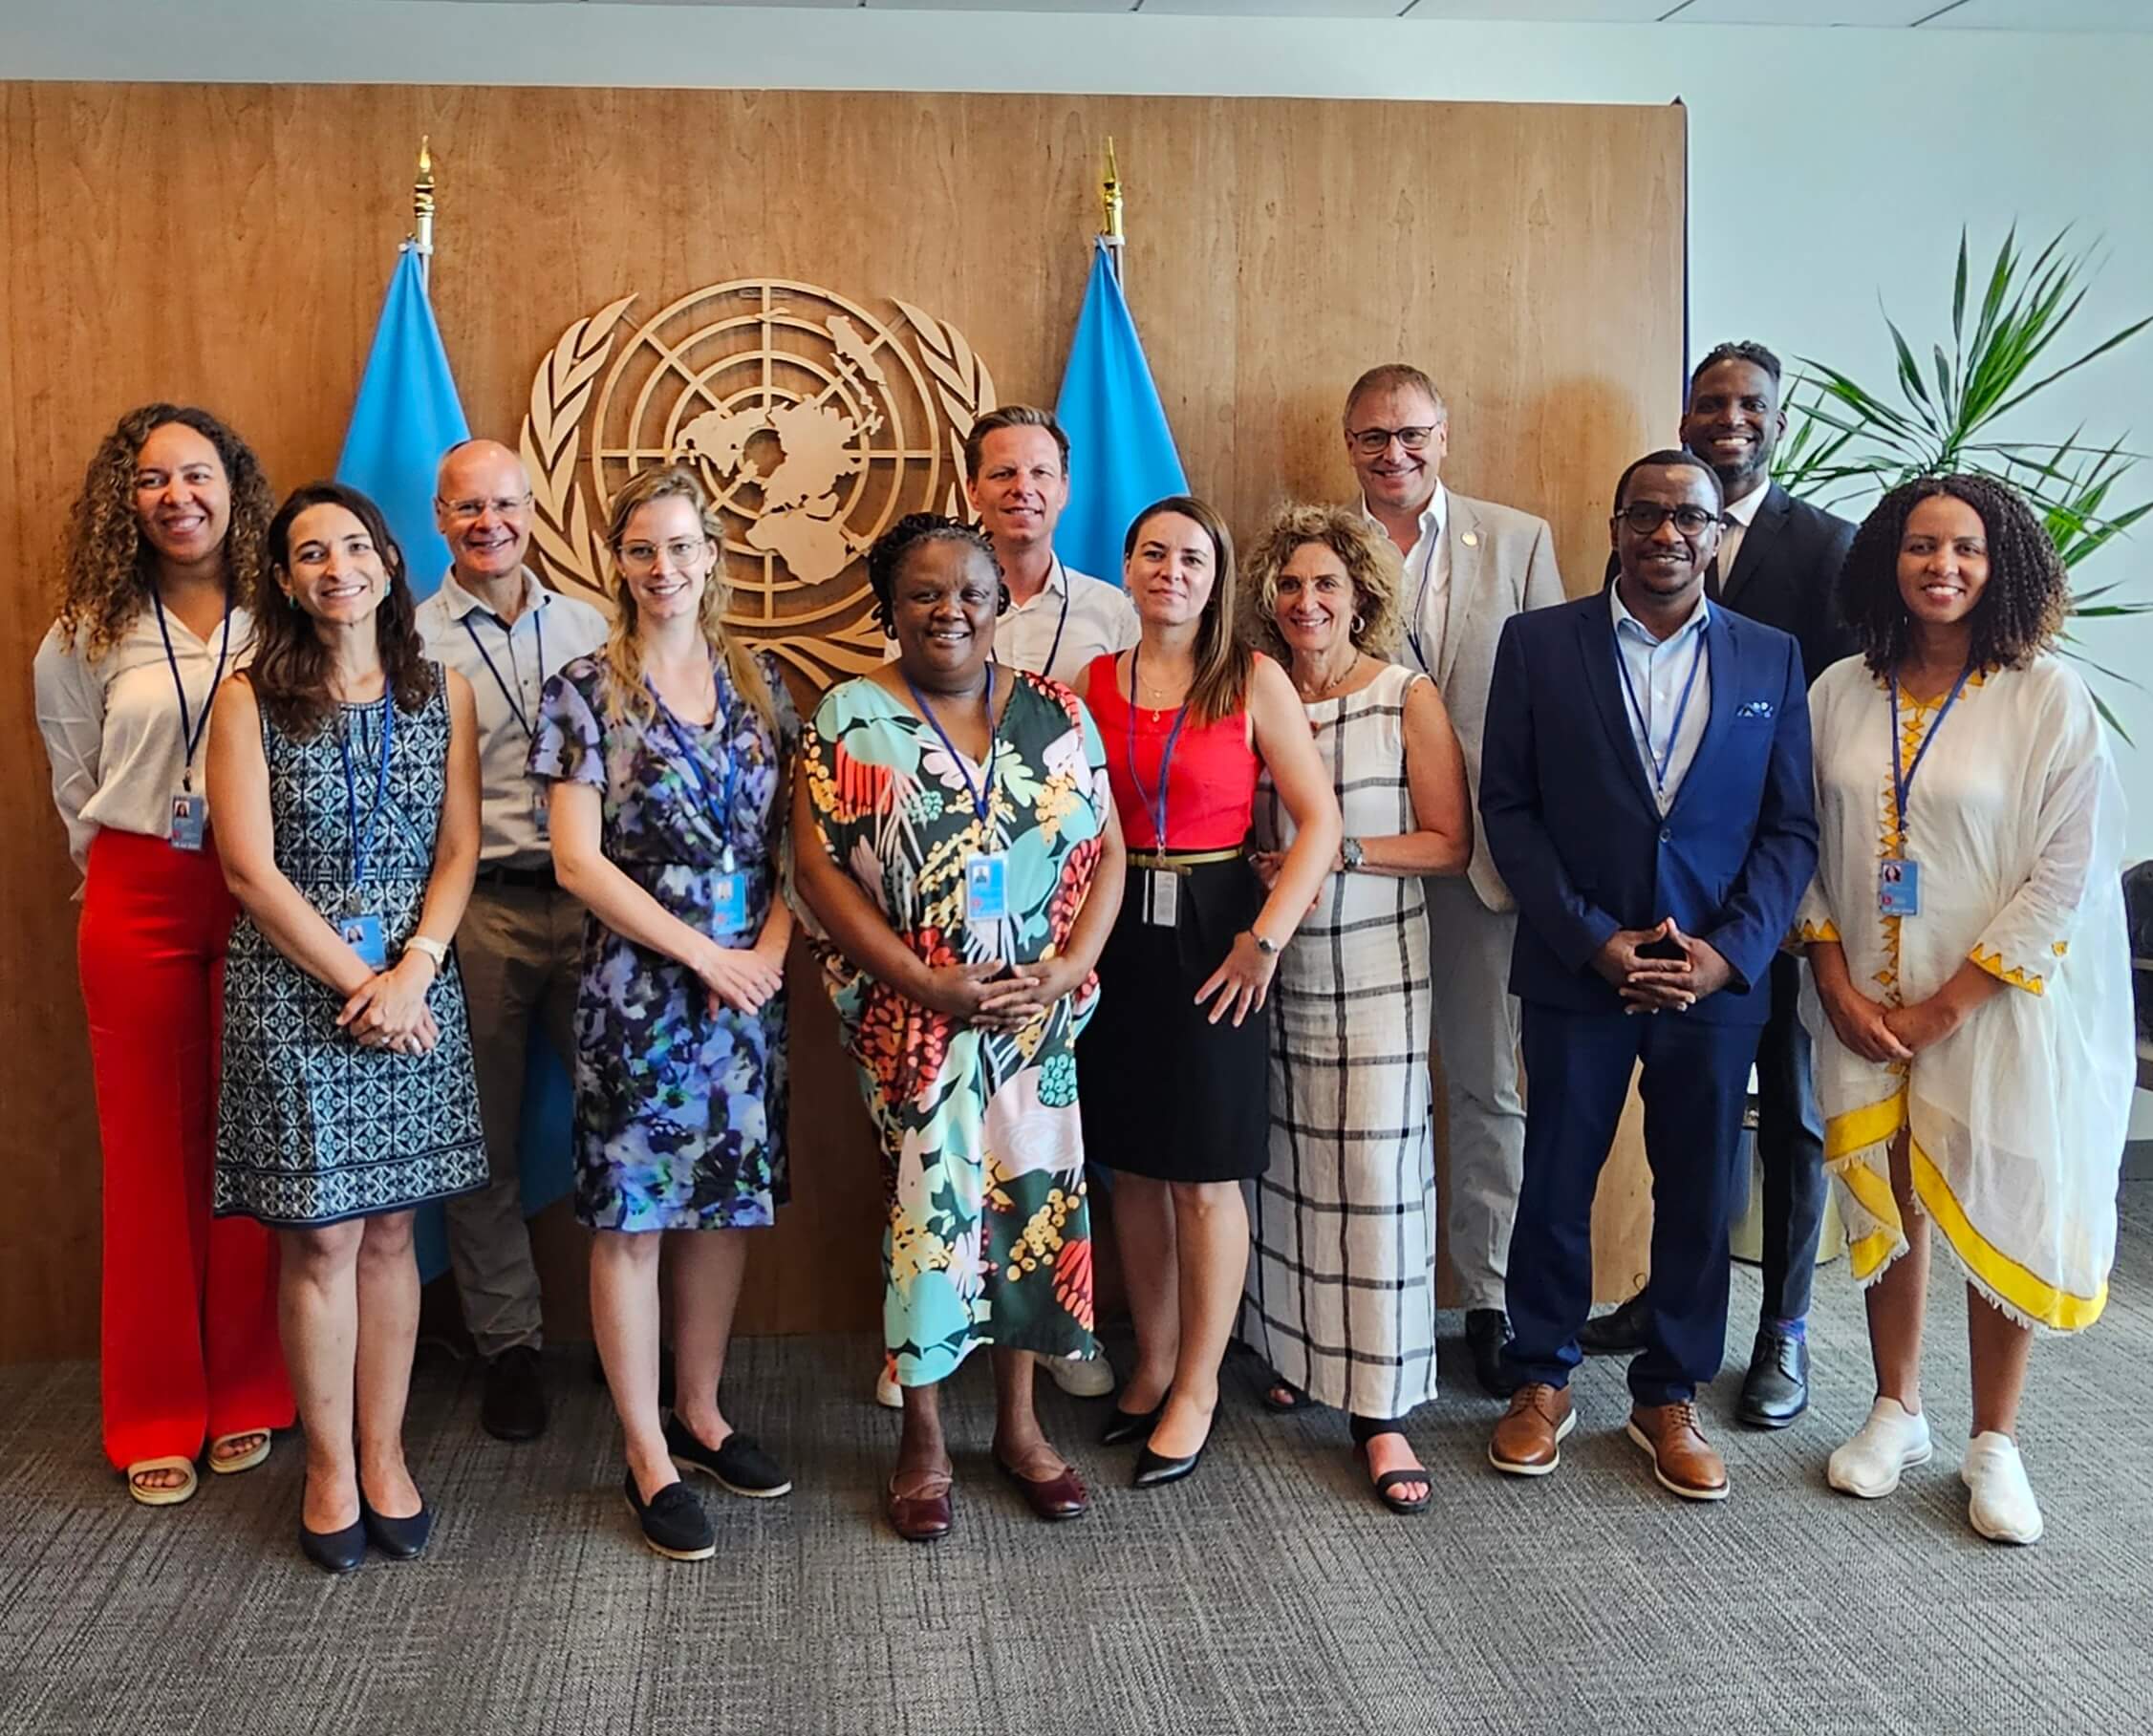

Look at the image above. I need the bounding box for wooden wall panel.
[0,82,1683,1361]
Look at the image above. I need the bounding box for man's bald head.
[435,439,534,588]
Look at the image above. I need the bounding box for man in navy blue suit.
[1477,449,1817,1502]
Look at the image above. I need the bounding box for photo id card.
[168,790,207,852]
[1145,868,1180,930]
[1878,857,1922,918]
[341,911,389,971]
[965,853,1010,925]
[711,870,749,934]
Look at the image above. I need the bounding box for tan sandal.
[126,1456,200,1507]
[208,1431,272,1475]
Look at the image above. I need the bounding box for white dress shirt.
[1365,485,1449,679]
[1609,582,1712,814]
[883,556,1139,685]
[35,604,256,873]
[1714,481,1768,590]
[416,568,609,866]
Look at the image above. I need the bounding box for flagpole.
[411,136,436,289]
[1099,136,1125,286]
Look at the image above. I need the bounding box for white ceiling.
[499,0,2153,26]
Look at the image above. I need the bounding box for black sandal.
[1259,1376,1312,1414]
[1354,1425,1431,1515]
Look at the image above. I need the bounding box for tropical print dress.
[528,651,797,1233]
[798,669,1109,1386]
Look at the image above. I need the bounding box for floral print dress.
[799,670,1109,1385]
[529,652,797,1232]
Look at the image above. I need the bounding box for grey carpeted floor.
[5,1190,2152,1736]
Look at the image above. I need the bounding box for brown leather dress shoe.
[886,1470,955,1542]
[1626,1401,1729,1502]
[1488,1382,1575,1476]
[996,1455,1088,1521]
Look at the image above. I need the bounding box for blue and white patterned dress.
[215,673,488,1226]
[529,651,796,1232]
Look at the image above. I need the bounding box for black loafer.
[1464,1309,1518,1398]
[623,1469,716,1561]
[1576,1292,1650,1356]
[664,1415,793,1499]
[1100,1400,1165,1448]
[1737,1326,1811,1429]
[482,1344,549,1443]
[360,1496,433,1560]
[299,1517,367,1575]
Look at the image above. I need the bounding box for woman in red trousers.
[33,403,295,1505]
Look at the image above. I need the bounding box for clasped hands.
[917,954,1088,1033]
[694,936,789,1017]
[337,954,440,1056]
[1593,917,1733,1016]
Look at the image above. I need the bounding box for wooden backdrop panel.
[0,82,1683,1361]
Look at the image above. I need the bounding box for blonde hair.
[1238,503,1405,662]
[599,466,775,730]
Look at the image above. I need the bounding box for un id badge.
[965,854,1010,925]
[341,911,389,971]
[168,790,207,852]
[1145,868,1180,929]
[1878,858,1922,918]
[711,872,749,934]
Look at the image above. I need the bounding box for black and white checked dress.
[1241,661,1438,1418]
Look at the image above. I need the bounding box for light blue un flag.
[1054,239,1188,583]
[335,247,470,604]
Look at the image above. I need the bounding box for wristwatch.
[1251,931,1281,957]
[1340,837,1366,872]
[403,934,449,970]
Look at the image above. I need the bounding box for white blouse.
[33,604,256,873]
[1796,654,2133,1333]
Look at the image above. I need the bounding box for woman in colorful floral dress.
[531,466,797,1563]
[792,513,1127,1542]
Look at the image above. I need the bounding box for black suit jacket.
[1604,481,1858,689]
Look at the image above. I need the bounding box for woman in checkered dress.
[1240,505,1473,1513]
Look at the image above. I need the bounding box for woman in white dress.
[1239,504,1472,1513]
[1798,474,2133,1546]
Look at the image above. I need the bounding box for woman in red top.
[1076,496,1339,1487]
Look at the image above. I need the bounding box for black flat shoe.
[482,1344,549,1443]
[1464,1309,1518,1399]
[359,1496,433,1560]
[1737,1326,1811,1429]
[299,1517,367,1575]
[623,1469,716,1562]
[664,1414,793,1499]
[1131,1442,1206,1489]
[1576,1291,1650,1357]
[1100,1399,1165,1448]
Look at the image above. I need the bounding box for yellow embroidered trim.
[1795,918,1841,944]
[1970,945,2046,997]
[2053,941,2069,957]
[1908,1139,2105,1332]
[1824,1089,1907,1164]
[1848,1228,1900,1284]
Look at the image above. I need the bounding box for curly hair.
[865,513,1006,635]
[248,482,437,737]
[55,403,274,659]
[1838,474,2068,677]
[598,465,776,732]
[1238,503,1405,663]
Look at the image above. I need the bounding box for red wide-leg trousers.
[78,827,293,1471]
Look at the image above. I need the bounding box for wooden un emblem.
[520,279,998,686]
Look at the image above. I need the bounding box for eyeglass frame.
[1612,502,1724,537]
[436,492,534,522]
[1345,424,1441,457]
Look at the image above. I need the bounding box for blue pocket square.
[1735,699,1776,719]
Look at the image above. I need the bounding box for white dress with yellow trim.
[1797,654,2132,1333]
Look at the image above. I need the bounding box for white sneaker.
[873,1363,902,1410]
[1826,1397,1933,1498]
[1962,1432,2043,1545]
[1044,1353,1115,1399]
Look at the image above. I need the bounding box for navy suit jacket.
[1478,589,1819,1025]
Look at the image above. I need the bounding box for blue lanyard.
[1889,662,1974,832]
[1124,645,1191,846]
[337,698,396,885]
[1613,620,1708,800]
[903,666,998,825]
[461,605,545,738]
[151,589,233,791]
[647,667,745,865]
[1402,518,1440,675]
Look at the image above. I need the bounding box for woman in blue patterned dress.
[206,482,487,1574]
[531,466,797,1563]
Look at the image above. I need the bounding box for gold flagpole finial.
[412,136,437,273]
[1099,136,1126,283]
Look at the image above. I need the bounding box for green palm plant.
[1775,226,2153,735]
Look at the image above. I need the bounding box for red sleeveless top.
[1086,652,1259,851]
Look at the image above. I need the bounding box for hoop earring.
[1351,613,1365,635]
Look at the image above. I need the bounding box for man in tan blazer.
[1345,363,1565,1395]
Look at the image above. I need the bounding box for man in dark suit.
[1579,342,1858,1431]
[1479,449,1817,1501]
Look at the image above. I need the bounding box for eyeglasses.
[1616,504,1722,537]
[437,494,532,521]
[617,538,709,570]
[1346,425,1439,456]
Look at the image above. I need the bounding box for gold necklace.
[1298,650,1361,702]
